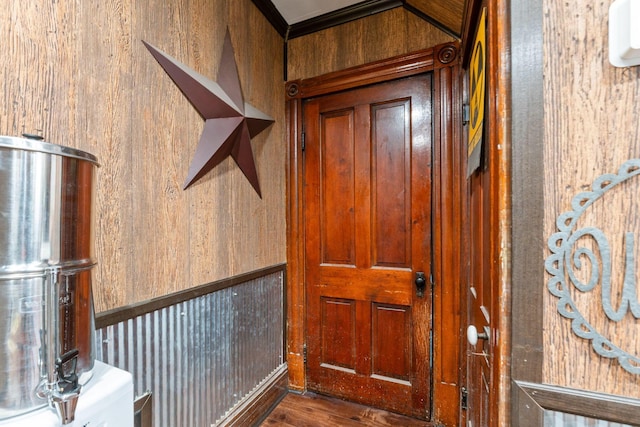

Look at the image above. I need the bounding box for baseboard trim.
[515,380,640,425]
[217,364,288,427]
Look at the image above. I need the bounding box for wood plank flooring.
[259,392,434,426]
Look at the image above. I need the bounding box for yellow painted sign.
[468,8,486,163]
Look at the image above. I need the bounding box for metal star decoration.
[142,30,274,197]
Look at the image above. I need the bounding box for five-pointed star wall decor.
[142,30,274,197]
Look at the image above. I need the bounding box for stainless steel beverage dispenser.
[0,135,98,424]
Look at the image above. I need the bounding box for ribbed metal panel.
[544,411,632,427]
[95,270,284,427]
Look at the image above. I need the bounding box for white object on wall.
[0,362,133,427]
[609,0,640,67]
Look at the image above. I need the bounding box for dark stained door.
[465,167,493,426]
[303,75,433,419]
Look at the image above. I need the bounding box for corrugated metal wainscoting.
[544,411,633,427]
[95,267,285,427]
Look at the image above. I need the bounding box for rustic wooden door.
[462,4,505,424]
[464,167,493,426]
[303,74,433,419]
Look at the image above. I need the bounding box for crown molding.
[288,0,403,39]
[252,0,403,40]
[250,0,288,37]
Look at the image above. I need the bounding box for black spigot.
[55,349,79,393]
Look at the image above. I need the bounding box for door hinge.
[462,104,470,125]
[461,386,468,410]
[301,132,306,151]
[430,272,435,288]
[303,344,307,363]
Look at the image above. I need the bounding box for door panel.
[321,298,356,370]
[372,303,412,381]
[371,100,412,268]
[466,152,493,426]
[304,75,432,419]
[321,110,356,266]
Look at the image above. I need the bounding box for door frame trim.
[510,0,544,424]
[285,41,464,425]
[486,0,513,425]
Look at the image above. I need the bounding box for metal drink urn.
[0,135,99,424]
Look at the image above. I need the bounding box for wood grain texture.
[486,0,512,424]
[287,8,454,81]
[260,392,433,427]
[1,0,285,311]
[286,43,462,426]
[543,0,640,398]
[406,0,465,35]
[303,77,433,418]
[431,63,464,425]
[511,0,544,386]
[285,96,306,392]
[80,0,134,310]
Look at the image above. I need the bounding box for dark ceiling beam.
[403,2,461,39]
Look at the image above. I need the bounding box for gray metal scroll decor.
[545,159,640,375]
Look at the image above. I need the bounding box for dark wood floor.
[259,392,434,426]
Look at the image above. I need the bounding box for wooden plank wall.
[544,0,640,398]
[287,7,454,81]
[1,0,286,312]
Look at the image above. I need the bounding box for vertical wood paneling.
[543,0,640,398]
[0,0,286,312]
[77,1,134,309]
[431,60,463,425]
[285,95,306,391]
[1,0,76,141]
[226,1,285,279]
[287,8,454,80]
[185,1,231,286]
[131,0,193,303]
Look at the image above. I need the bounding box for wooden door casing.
[286,43,464,426]
[466,163,492,426]
[462,1,511,425]
[303,76,432,418]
